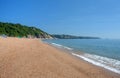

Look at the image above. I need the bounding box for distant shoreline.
[52,34,100,39]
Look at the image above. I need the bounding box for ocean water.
[43,39,120,74]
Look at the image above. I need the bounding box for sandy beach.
[0,37,119,78]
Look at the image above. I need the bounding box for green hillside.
[0,22,52,38]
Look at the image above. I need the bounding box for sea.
[43,39,120,74]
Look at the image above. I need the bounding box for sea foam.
[51,43,73,50]
[72,53,120,74]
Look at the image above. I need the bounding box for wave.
[72,53,120,74]
[51,43,73,50]
[44,40,120,74]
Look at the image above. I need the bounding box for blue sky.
[0,0,120,39]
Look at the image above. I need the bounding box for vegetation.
[0,22,52,38]
[52,34,100,39]
[0,22,100,39]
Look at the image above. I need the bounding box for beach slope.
[0,38,119,78]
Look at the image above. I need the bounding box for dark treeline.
[52,34,100,39]
[0,22,52,38]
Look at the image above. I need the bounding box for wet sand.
[0,37,119,78]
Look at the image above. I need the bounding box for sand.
[0,37,119,78]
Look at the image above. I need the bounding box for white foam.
[51,43,73,50]
[72,53,120,74]
[52,43,62,47]
[84,54,120,69]
[63,46,73,50]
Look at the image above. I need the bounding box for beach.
[0,38,119,78]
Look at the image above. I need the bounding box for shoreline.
[43,39,120,77]
[43,40,120,74]
[0,37,120,78]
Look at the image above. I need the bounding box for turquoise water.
[43,39,120,74]
[44,39,120,60]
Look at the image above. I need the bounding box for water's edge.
[72,53,120,74]
[43,40,120,74]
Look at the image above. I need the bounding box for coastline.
[0,37,119,78]
[43,39,120,74]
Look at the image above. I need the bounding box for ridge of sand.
[0,37,119,78]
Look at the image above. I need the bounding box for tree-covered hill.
[0,22,52,38]
[52,34,100,39]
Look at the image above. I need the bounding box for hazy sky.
[0,0,120,39]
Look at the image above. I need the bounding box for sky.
[0,0,120,39]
